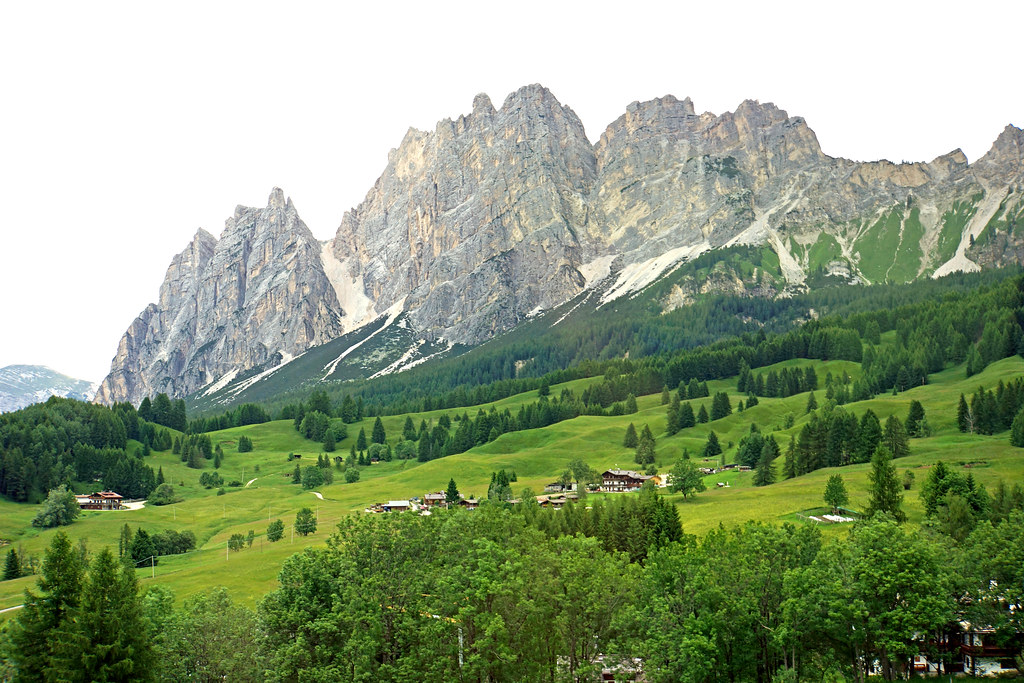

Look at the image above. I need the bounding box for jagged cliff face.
[97,85,1024,405]
[329,85,596,343]
[95,190,345,404]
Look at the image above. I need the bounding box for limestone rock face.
[97,85,1024,404]
[96,190,345,404]
[329,84,597,343]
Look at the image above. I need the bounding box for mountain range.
[95,84,1024,407]
[0,365,98,413]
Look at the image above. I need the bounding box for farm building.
[77,491,123,510]
[600,469,655,492]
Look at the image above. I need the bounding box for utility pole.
[151,555,155,579]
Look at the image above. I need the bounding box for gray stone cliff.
[98,86,1024,404]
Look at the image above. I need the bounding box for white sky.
[0,0,1020,383]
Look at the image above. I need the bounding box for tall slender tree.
[9,531,85,679]
[866,445,906,523]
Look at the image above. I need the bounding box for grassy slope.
[2,357,1023,612]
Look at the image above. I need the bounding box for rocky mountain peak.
[96,188,345,404]
[472,92,495,118]
[976,124,1024,173]
[98,86,1024,406]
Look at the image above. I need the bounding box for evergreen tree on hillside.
[138,396,153,422]
[702,431,722,459]
[1011,407,1024,447]
[697,404,709,424]
[710,392,731,421]
[340,395,357,423]
[623,423,638,448]
[445,478,460,507]
[403,416,417,441]
[866,445,906,523]
[678,402,696,429]
[803,366,818,392]
[805,391,818,414]
[752,441,776,487]
[782,436,798,479]
[356,427,368,452]
[371,417,387,445]
[635,426,656,465]
[4,548,20,581]
[883,415,910,458]
[10,532,84,678]
[905,400,926,437]
[956,393,971,433]
[51,548,154,681]
[666,391,681,435]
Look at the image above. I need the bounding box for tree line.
[0,398,164,503]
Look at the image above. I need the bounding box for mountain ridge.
[0,364,98,413]
[96,84,1024,405]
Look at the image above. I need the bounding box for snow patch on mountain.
[321,243,375,332]
[600,243,710,305]
[321,298,406,379]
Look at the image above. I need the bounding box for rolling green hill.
[3,353,1023,613]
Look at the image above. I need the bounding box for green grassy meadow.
[2,355,1023,612]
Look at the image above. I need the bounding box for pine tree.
[702,431,722,458]
[856,409,883,462]
[883,415,911,458]
[156,466,165,485]
[371,417,386,444]
[445,478,460,507]
[10,531,85,679]
[782,436,797,479]
[678,402,696,429]
[623,423,638,448]
[805,391,818,414]
[660,386,670,405]
[752,441,776,487]
[3,547,20,580]
[866,445,906,523]
[118,523,134,558]
[52,548,154,681]
[697,404,709,423]
[1011,406,1024,447]
[905,400,926,437]
[403,416,417,441]
[710,392,732,421]
[635,426,656,465]
[293,464,302,484]
[956,394,972,433]
[323,429,336,452]
[356,427,368,452]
